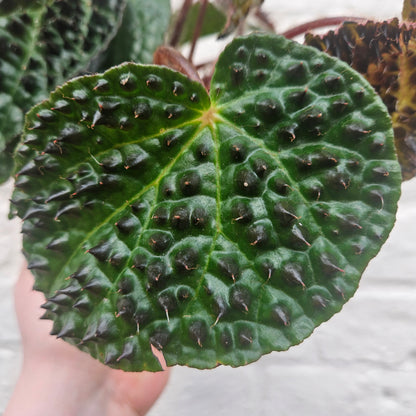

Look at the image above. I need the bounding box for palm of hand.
[5,267,169,416]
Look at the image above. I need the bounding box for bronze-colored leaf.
[403,0,416,22]
[215,0,264,38]
[305,19,416,180]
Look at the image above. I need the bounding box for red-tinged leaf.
[305,18,416,180]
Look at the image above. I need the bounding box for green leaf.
[12,34,401,371]
[83,0,128,65]
[0,0,46,16]
[0,0,127,183]
[305,19,416,181]
[96,0,171,69]
[175,1,226,45]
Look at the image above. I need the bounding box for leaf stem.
[188,0,209,63]
[169,0,194,47]
[281,16,367,39]
[254,8,276,33]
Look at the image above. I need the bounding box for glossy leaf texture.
[305,19,416,180]
[95,0,171,70]
[0,0,127,183]
[11,34,401,371]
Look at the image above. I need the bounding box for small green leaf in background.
[97,0,171,70]
[12,34,401,371]
[174,1,227,45]
[305,18,416,181]
[0,0,127,183]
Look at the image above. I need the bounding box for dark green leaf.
[96,0,171,69]
[12,34,401,370]
[0,0,46,16]
[83,0,127,64]
[0,0,127,183]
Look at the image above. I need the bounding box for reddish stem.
[169,0,194,47]
[188,0,209,63]
[281,16,367,39]
[255,8,276,33]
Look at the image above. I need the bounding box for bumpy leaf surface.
[0,0,127,183]
[305,19,416,180]
[97,0,171,70]
[12,34,401,371]
[0,0,45,16]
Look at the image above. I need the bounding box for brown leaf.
[305,19,416,180]
[403,0,416,22]
[216,0,264,38]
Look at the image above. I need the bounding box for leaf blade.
[96,0,171,69]
[0,0,127,183]
[12,34,401,370]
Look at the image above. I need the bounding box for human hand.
[4,266,170,416]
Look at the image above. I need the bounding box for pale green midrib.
[56,123,213,339]
[102,123,214,315]
[178,118,269,328]
[51,120,203,293]
[45,91,374,339]
[213,87,288,111]
[181,122,221,322]
[214,113,361,276]
[207,116,323,329]
[205,118,299,330]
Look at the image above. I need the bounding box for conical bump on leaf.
[12,33,401,371]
